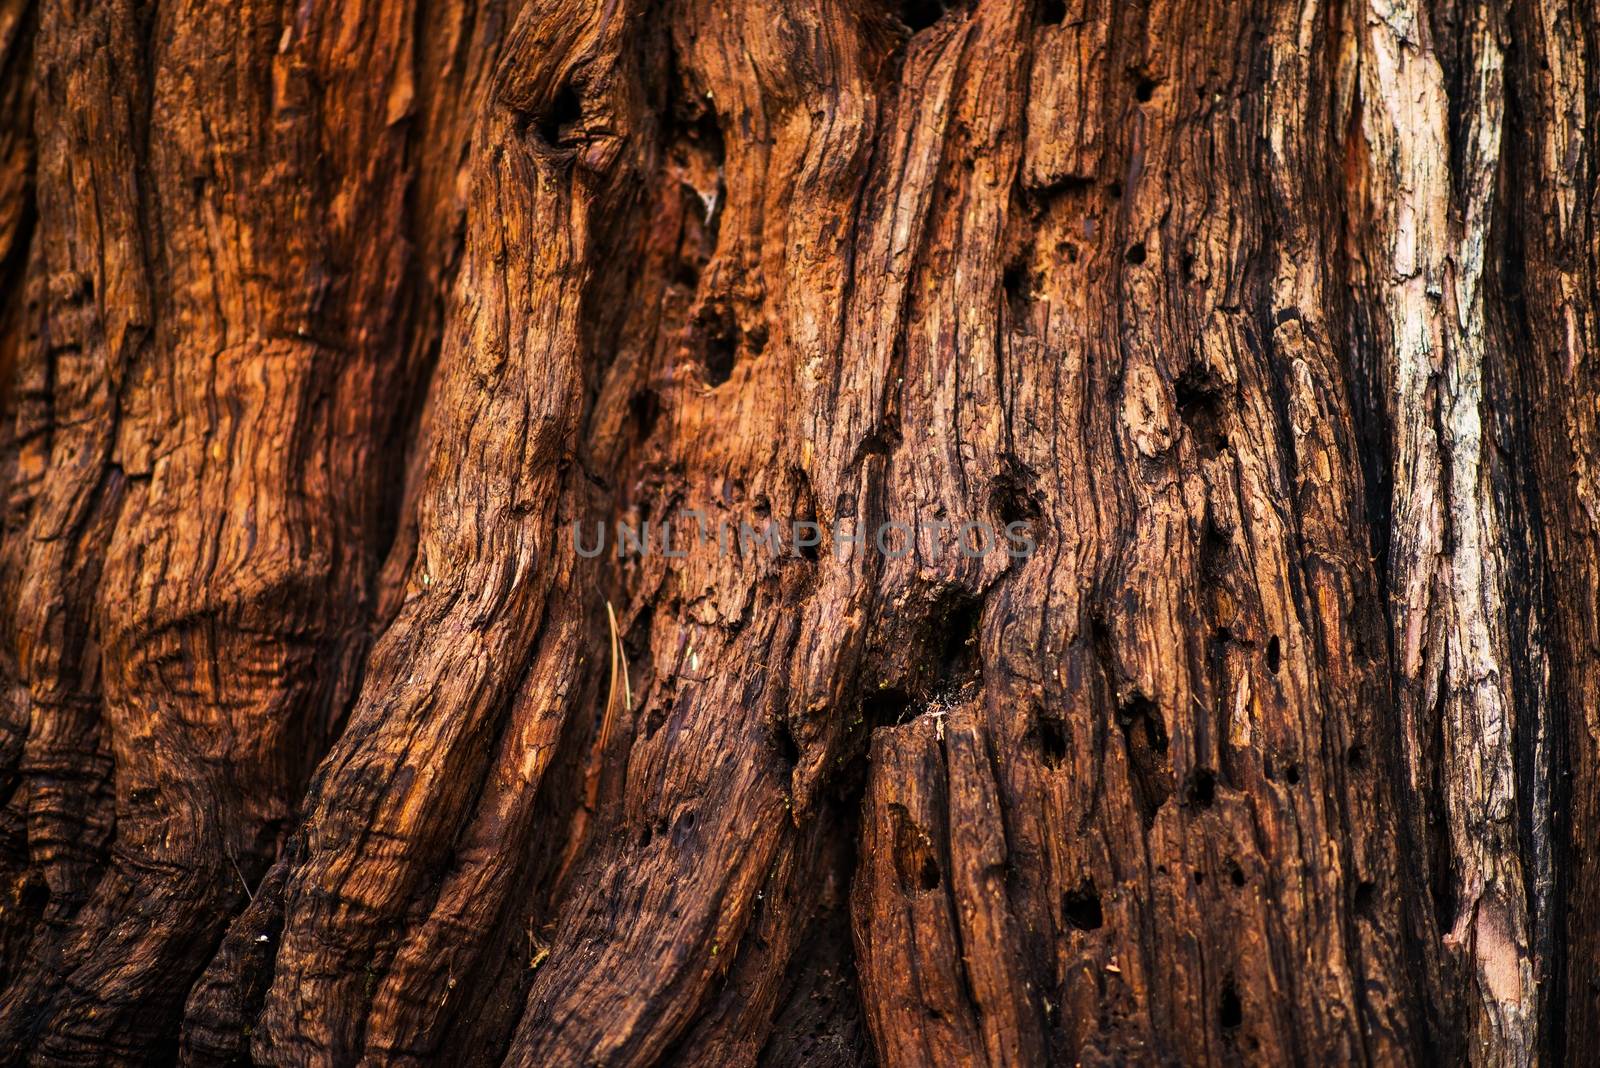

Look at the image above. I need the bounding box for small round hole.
[1063,880,1104,930]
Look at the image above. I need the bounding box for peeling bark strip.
[0,0,1595,1065]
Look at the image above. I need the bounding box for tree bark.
[0,0,1595,1065]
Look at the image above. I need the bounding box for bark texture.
[0,0,1596,1065]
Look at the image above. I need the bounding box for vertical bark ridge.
[845,4,1042,1066]
[1501,0,1599,1060]
[659,793,863,1065]
[908,0,1423,1061]
[0,0,152,1045]
[0,0,38,984]
[374,0,518,628]
[178,6,525,1060]
[2,0,147,972]
[1,0,420,1058]
[0,0,28,404]
[1351,1,1536,1061]
[247,2,653,1062]
[499,1,890,1061]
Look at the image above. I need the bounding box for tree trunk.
[0,0,1595,1064]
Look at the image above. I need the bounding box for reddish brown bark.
[0,0,1596,1065]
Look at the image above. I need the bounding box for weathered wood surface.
[0,0,1595,1065]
